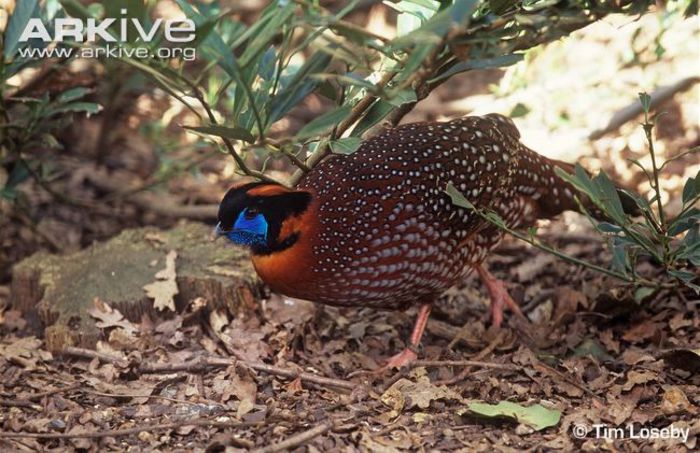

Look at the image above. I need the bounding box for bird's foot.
[346,304,431,378]
[476,265,525,328]
[487,280,523,328]
[384,347,418,369]
[346,347,418,378]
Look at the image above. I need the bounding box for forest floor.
[1,6,699,452]
[1,232,699,451]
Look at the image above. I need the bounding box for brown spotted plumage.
[216,114,601,367]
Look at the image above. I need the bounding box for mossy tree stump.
[9,221,262,350]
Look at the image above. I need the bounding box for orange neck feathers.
[251,192,319,296]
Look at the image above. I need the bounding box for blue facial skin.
[226,208,268,247]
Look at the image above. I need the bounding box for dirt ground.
[0,6,699,453]
[1,231,699,451]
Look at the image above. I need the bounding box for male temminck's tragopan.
[215,113,633,368]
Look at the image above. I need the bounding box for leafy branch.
[116,0,656,184]
[445,183,673,290]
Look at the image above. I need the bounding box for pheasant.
[215,114,621,368]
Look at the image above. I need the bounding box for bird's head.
[214,182,313,255]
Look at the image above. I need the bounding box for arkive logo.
[19,9,196,43]
[15,8,197,61]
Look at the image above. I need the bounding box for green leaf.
[638,92,652,114]
[682,172,698,205]
[445,182,475,209]
[56,87,91,103]
[391,0,478,48]
[183,125,255,143]
[668,207,699,236]
[597,222,622,233]
[676,225,700,265]
[399,43,436,77]
[429,53,524,83]
[618,188,652,213]
[668,269,700,294]
[510,102,530,118]
[312,73,376,90]
[4,0,40,59]
[296,105,352,140]
[59,0,94,20]
[238,2,296,68]
[634,286,657,303]
[572,339,614,361]
[268,52,333,124]
[393,0,441,37]
[329,137,363,155]
[350,83,417,137]
[611,238,630,275]
[594,171,626,223]
[47,102,102,116]
[386,89,417,107]
[105,0,148,45]
[4,161,31,191]
[489,0,518,14]
[188,15,222,49]
[466,401,561,431]
[349,98,394,138]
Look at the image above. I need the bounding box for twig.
[59,347,357,392]
[0,419,257,440]
[0,398,42,411]
[203,320,356,391]
[641,97,667,233]
[252,421,334,453]
[437,331,508,386]
[532,360,602,401]
[588,76,700,140]
[60,346,129,368]
[180,77,280,185]
[82,390,218,407]
[426,319,482,348]
[24,384,81,402]
[412,360,518,371]
[145,357,357,392]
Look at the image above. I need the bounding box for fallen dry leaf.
[0,336,52,369]
[230,365,258,417]
[603,386,644,425]
[622,320,663,343]
[660,386,694,415]
[622,369,658,391]
[89,298,138,336]
[143,250,179,311]
[381,368,462,411]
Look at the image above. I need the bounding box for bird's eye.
[244,207,260,219]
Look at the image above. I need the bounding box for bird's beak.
[211,222,226,242]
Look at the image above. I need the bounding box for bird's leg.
[475,264,524,328]
[385,303,432,369]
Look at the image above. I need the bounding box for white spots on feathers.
[297,114,573,309]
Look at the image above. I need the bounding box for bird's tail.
[514,149,638,221]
